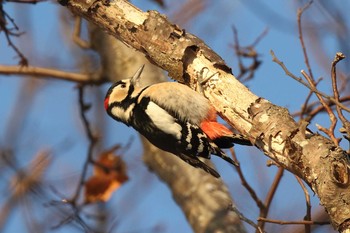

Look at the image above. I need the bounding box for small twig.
[257,167,284,232]
[293,96,350,121]
[331,52,350,146]
[70,85,98,205]
[5,0,47,3]
[297,0,314,81]
[73,16,91,49]
[228,205,265,233]
[258,217,329,226]
[230,148,265,211]
[251,27,269,48]
[49,202,93,232]
[296,0,342,145]
[307,98,350,122]
[231,26,265,82]
[270,50,350,113]
[0,7,28,65]
[264,167,284,211]
[301,70,339,145]
[0,151,51,231]
[299,78,322,120]
[0,65,100,84]
[295,176,311,233]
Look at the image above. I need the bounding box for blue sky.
[1,0,349,232]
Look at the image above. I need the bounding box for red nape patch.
[104,97,109,110]
[200,121,233,140]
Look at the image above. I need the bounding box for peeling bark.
[60,0,350,231]
[248,98,350,230]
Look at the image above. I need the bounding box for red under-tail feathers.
[200,107,252,148]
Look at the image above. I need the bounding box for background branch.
[0,65,96,83]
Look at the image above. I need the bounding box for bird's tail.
[209,142,239,167]
[178,153,221,178]
[213,134,252,148]
[201,121,252,148]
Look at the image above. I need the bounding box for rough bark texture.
[248,99,350,231]
[60,0,350,231]
[88,25,247,232]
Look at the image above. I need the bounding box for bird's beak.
[130,64,145,87]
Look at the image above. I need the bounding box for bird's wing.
[143,100,183,140]
[138,82,211,125]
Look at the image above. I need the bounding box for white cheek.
[111,104,135,122]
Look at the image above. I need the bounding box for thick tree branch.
[60,0,350,231]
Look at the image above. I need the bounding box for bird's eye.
[120,83,126,88]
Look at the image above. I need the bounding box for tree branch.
[59,0,350,231]
[0,65,97,83]
[258,217,329,226]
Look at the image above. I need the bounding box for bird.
[104,65,251,178]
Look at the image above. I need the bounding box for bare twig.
[49,202,93,232]
[231,26,266,82]
[0,6,28,65]
[250,28,269,48]
[0,151,51,231]
[73,16,91,49]
[301,70,340,145]
[331,52,350,146]
[295,176,311,233]
[297,0,314,81]
[230,148,265,210]
[270,50,350,113]
[5,0,47,3]
[257,167,284,232]
[229,205,265,233]
[288,209,332,233]
[258,217,329,226]
[294,96,350,121]
[299,78,322,120]
[70,85,98,205]
[0,65,100,84]
[296,0,341,146]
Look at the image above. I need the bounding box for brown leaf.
[84,176,124,203]
[84,151,128,204]
[94,151,127,178]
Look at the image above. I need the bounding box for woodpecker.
[104,65,251,178]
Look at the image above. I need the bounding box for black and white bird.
[104,65,251,178]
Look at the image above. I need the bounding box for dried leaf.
[84,176,123,203]
[84,151,128,204]
[94,151,127,177]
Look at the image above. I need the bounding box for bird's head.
[104,65,145,112]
